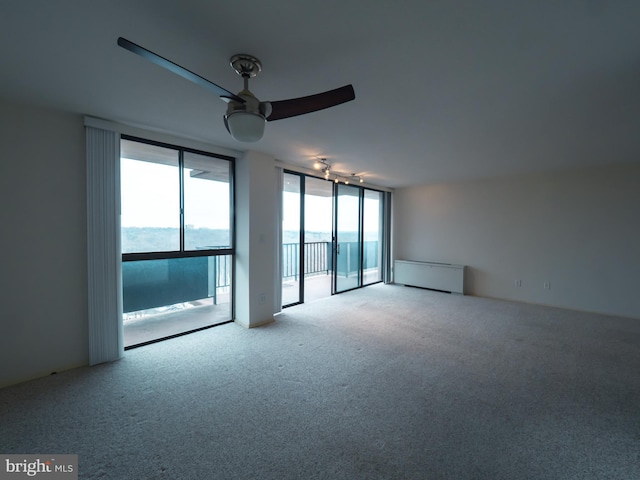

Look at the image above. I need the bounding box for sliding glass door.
[281,173,302,306]
[363,189,384,285]
[281,173,333,307]
[281,170,387,307]
[304,177,333,302]
[334,183,362,293]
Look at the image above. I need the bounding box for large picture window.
[120,136,234,348]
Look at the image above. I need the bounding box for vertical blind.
[86,126,123,365]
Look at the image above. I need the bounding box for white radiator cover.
[394,260,465,294]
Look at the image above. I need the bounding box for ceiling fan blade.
[266,85,355,121]
[117,37,244,104]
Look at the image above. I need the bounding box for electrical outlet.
[259,293,267,304]
[515,279,522,287]
[543,282,551,290]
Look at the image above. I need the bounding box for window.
[120,137,234,348]
[183,151,232,250]
[121,141,180,253]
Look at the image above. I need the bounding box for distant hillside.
[122,227,371,253]
[122,227,230,253]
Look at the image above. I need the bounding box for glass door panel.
[363,189,384,285]
[334,183,362,293]
[303,177,333,302]
[282,173,302,306]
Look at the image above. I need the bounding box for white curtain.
[273,166,284,314]
[86,126,123,365]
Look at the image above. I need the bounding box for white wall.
[0,99,282,387]
[393,164,640,318]
[0,98,88,387]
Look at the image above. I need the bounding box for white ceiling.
[2,0,639,188]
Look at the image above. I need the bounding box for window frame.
[281,169,387,307]
[120,134,235,262]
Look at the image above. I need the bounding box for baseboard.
[234,316,275,329]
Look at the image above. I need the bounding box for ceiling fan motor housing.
[226,90,261,116]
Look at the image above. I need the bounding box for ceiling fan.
[117,37,355,142]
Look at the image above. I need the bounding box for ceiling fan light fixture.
[225,111,265,142]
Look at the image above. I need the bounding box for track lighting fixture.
[312,159,364,185]
[314,158,332,179]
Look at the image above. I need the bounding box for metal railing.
[282,241,380,280]
[122,241,380,313]
[282,241,330,280]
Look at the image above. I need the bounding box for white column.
[235,150,277,328]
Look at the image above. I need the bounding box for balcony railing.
[282,241,379,280]
[122,254,232,313]
[282,241,331,280]
[122,241,380,314]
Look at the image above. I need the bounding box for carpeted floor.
[1,284,639,479]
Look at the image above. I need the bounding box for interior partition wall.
[120,136,234,348]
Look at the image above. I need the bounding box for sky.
[121,158,380,234]
[283,191,381,233]
[120,158,230,230]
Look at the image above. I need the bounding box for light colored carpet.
[1,284,639,479]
